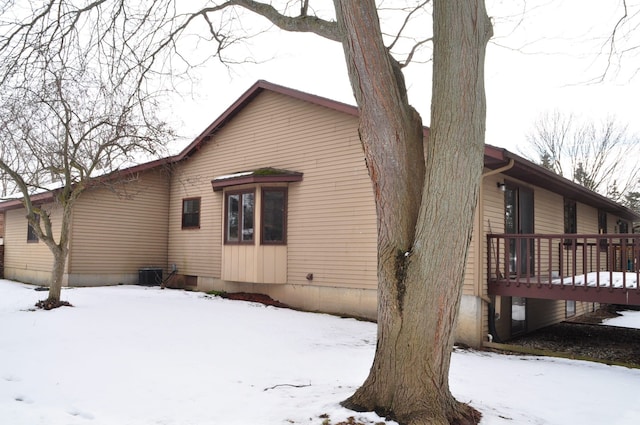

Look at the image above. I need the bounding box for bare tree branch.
[387,0,431,51]
[599,0,629,81]
[522,111,640,200]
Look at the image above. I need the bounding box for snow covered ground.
[0,280,638,425]
[604,309,640,329]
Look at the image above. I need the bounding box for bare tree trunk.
[340,1,491,424]
[38,203,73,307]
[47,247,66,303]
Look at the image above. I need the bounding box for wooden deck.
[487,233,640,305]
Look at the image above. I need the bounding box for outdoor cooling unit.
[138,268,163,286]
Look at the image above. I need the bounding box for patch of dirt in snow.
[506,306,640,368]
[34,299,73,310]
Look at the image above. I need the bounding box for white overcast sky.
[165,0,640,155]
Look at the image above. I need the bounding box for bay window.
[223,188,288,245]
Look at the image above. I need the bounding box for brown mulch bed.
[218,292,290,308]
[506,306,640,368]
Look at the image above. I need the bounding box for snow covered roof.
[211,168,303,191]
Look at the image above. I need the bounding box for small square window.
[182,198,201,229]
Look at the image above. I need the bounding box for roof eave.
[484,145,640,222]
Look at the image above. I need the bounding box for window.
[261,188,287,244]
[27,215,39,243]
[598,210,608,250]
[564,199,577,234]
[598,210,607,234]
[225,190,254,243]
[223,188,289,245]
[566,300,576,317]
[182,198,201,229]
[618,220,629,234]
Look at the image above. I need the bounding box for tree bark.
[47,246,66,303]
[36,200,74,306]
[339,1,492,424]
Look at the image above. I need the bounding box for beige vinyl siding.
[168,91,377,290]
[530,186,596,332]
[480,174,507,286]
[464,174,506,304]
[4,204,63,285]
[607,213,617,233]
[463,220,476,295]
[169,172,222,278]
[577,203,598,233]
[477,173,606,341]
[529,299,596,329]
[477,174,507,344]
[533,188,563,278]
[68,169,170,282]
[534,189,564,233]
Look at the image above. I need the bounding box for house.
[1,80,638,347]
[0,164,171,287]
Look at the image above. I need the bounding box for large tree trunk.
[339,1,492,424]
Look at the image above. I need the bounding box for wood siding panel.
[3,170,168,286]
[477,175,508,341]
[4,206,62,276]
[577,203,598,233]
[533,189,563,233]
[168,91,377,290]
[69,169,170,277]
[481,175,507,287]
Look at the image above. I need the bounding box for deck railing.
[487,233,640,305]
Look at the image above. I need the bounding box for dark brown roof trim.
[177,80,361,161]
[211,168,303,191]
[0,190,55,211]
[1,82,635,223]
[0,157,172,212]
[484,144,640,221]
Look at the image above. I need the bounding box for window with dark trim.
[564,199,577,234]
[27,215,40,243]
[225,190,255,243]
[182,198,201,229]
[598,210,608,250]
[598,210,607,234]
[261,188,287,244]
[618,220,629,234]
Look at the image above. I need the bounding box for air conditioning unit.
[138,268,163,286]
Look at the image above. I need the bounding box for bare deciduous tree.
[522,110,640,200]
[0,1,491,423]
[0,2,172,309]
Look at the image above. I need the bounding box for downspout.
[478,158,514,343]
